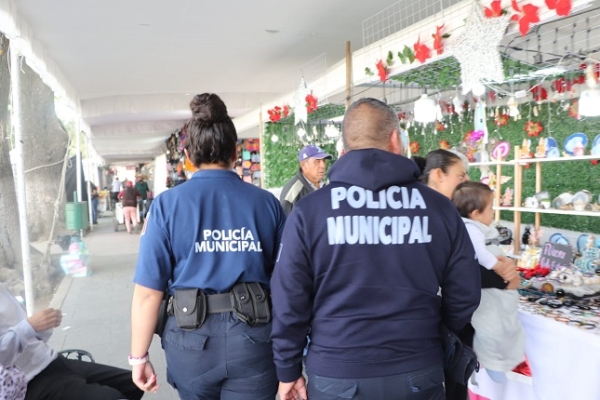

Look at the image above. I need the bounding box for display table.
[469,305,600,400]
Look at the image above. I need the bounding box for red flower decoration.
[306,94,318,114]
[525,121,544,137]
[439,140,451,149]
[572,75,586,85]
[409,141,421,154]
[591,160,598,166]
[553,78,567,93]
[376,60,388,82]
[267,107,282,122]
[569,100,579,119]
[433,25,445,55]
[488,91,497,102]
[495,113,509,126]
[545,0,572,17]
[413,37,431,64]
[511,1,540,36]
[283,105,290,117]
[485,0,504,17]
[436,121,445,132]
[531,86,548,102]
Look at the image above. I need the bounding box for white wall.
[153,154,168,197]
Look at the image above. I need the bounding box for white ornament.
[271,134,279,143]
[293,78,310,125]
[449,4,509,95]
[297,127,307,138]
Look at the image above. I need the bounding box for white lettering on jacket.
[194,228,262,253]
[327,186,431,246]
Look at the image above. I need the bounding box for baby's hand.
[493,256,518,282]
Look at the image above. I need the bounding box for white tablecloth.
[469,309,600,400]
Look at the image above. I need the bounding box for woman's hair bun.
[189,93,229,124]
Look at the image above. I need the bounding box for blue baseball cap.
[298,145,333,162]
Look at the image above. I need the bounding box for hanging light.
[579,64,600,117]
[271,134,279,143]
[472,82,486,97]
[414,94,437,124]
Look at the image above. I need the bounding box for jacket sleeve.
[0,320,38,366]
[480,266,508,289]
[440,214,481,333]
[270,209,313,383]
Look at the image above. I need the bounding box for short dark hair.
[342,98,399,151]
[185,93,237,167]
[420,149,462,184]
[453,181,493,218]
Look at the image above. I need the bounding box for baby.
[453,181,525,383]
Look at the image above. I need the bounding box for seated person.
[0,282,143,400]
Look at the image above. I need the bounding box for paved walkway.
[47,214,179,400]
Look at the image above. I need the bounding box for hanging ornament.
[293,79,310,125]
[306,93,318,114]
[494,113,509,126]
[507,96,520,118]
[297,127,307,138]
[525,121,544,137]
[533,105,539,117]
[484,0,505,18]
[413,36,432,64]
[452,96,464,115]
[271,134,279,143]
[569,100,579,119]
[449,4,509,95]
[436,121,445,132]
[376,60,388,82]
[432,25,448,55]
[439,139,451,149]
[531,86,548,102]
[546,0,572,17]
[510,1,540,36]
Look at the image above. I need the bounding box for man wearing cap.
[279,145,333,215]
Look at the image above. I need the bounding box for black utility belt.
[166,282,271,331]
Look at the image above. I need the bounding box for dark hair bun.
[190,93,229,124]
[411,156,427,175]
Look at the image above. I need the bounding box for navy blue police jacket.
[270,148,481,382]
[134,169,286,294]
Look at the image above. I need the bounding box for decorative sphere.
[271,135,279,143]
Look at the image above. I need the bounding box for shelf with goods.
[504,147,600,254]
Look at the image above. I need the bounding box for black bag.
[173,288,207,330]
[440,324,479,385]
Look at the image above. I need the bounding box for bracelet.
[128,352,149,366]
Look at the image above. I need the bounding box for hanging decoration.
[306,93,318,114]
[568,100,579,119]
[409,141,421,154]
[495,112,509,126]
[449,4,509,95]
[525,121,544,137]
[439,139,451,149]
[432,25,449,56]
[376,60,388,81]
[413,36,432,64]
[545,0,572,17]
[484,0,505,17]
[510,1,540,36]
[531,86,548,102]
[293,78,310,125]
[436,121,446,132]
[267,105,290,123]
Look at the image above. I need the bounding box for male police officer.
[271,98,481,400]
[279,145,332,215]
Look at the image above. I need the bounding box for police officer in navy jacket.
[271,98,481,400]
[130,93,286,399]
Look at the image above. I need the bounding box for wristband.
[128,352,149,366]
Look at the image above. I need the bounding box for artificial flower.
[376,60,388,82]
[545,0,572,17]
[306,94,318,113]
[267,107,282,122]
[525,121,544,137]
[511,1,540,36]
[432,25,446,55]
[436,121,445,132]
[485,0,505,17]
[283,105,290,117]
[413,36,431,64]
[531,86,548,102]
[569,100,579,119]
[495,113,509,126]
[409,141,421,154]
[439,139,451,149]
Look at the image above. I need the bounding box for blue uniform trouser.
[162,313,277,400]
[307,365,445,400]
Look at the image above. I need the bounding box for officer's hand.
[506,275,521,290]
[132,361,159,393]
[493,256,518,282]
[279,377,307,400]
[27,308,62,332]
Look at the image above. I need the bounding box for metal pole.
[86,131,94,230]
[345,41,352,109]
[10,48,34,316]
[76,120,82,203]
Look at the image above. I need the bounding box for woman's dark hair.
[185,93,237,167]
[452,181,493,218]
[410,156,427,175]
[419,149,462,184]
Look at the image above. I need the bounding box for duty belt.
[167,292,235,315]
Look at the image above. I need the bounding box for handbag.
[440,323,479,385]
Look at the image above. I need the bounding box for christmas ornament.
[376,60,388,82]
[439,139,451,149]
[495,113,509,126]
[484,0,505,18]
[525,121,544,137]
[510,1,540,36]
[432,25,448,56]
[306,93,318,114]
[449,4,509,95]
[413,36,432,64]
[409,141,421,154]
[546,0,572,17]
[531,86,548,102]
[293,79,310,125]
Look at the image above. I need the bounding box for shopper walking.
[118,181,140,234]
[130,93,286,400]
[271,98,481,400]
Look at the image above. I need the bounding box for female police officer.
[130,93,286,400]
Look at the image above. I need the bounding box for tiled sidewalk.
[47,215,179,400]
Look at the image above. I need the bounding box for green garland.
[263,104,344,188]
[408,101,600,234]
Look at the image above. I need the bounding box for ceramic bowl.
[573,190,592,204]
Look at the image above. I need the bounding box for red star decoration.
[413,37,431,64]
[545,0,572,17]
[485,0,504,18]
[432,25,445,56]
[376,60,388,82]
[525,121,544,137]
[511,1,540,36]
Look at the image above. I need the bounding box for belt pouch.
[231,282,271,326]
[154,291,171,336]
[173,289,206,330]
